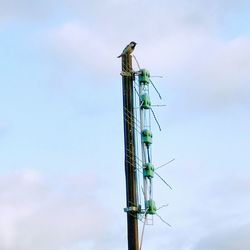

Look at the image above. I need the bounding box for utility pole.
[121,53,139,250]
[119,42,171,250]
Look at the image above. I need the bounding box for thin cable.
[124,107,141,127]
[134,86,140,98]
[155,158,175,170]
[156,213,172,227]
[157,204,169,211]
[126,148,143,165]
[149,178,153,199]
[147,84,152,130]
[123,114,140,133]
[150,108,161,131]
[146,146,151,163]
[139,212,148,250]
[149,79,162,100]
[151,75,163,78]
[151,104,167,107]
[154,172,172,190]
[124,108,141,127]
[124,115,141,134]
[133,55,141,70]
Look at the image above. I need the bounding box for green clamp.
[140,93,151,109]
[142,129,153,145]
[145,199,156,215]
[139,69,150,85]
[143,163,154,178]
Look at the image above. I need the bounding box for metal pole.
[121,54,139,250]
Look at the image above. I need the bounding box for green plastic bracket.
[139,69,150,85]
[145,199,156,215]
[143,163,154,178]
[142,129,153,145]
[140,93,151,109]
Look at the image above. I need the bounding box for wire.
[151,75,163,78]
[151,104,167,107]
[126,148,143,165]
[146,146,151,163]
[124,107,141,127]
[133,85,140,98]
[150,108,162,131]
[149,79,162,100]
[124,112,141,134]
[157,204,169,211]
[139,212,148,250]
[156,213,172,227]
[154,172,172,190]
[155,158,175,170]
[133,55,141,70]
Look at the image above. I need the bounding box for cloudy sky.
[0,0,250,249]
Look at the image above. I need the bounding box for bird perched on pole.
[117,41,137,58]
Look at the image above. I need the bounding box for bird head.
[130,41,137,48]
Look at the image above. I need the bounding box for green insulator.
[145,199,156,215]
[141,129,153,145]
[140,93,151,109]
[139,69,150,85]
[143,163,154,178]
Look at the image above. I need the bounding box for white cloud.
[43,1,221,78]
[0,169,112,250]
[46,21,117,76]
[1,1,250,249]
[45,17,250,109]
[39,0,250,108]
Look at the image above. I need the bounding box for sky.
[0,0,250,249]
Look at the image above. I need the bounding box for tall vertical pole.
[121,54,139,250]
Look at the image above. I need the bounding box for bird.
[117,41,137,58]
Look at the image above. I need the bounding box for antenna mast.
[119,42,171,250]
[121,53,139,250]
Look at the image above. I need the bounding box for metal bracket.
[124,205,141,213]
[120,71,133,77]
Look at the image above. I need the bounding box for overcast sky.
[0,0,250,249]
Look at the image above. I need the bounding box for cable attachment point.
[140,93,151,109]
[143,163,154,178]
[139,69,150,85]
[141,129,153,146]
[145,199,157,215]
